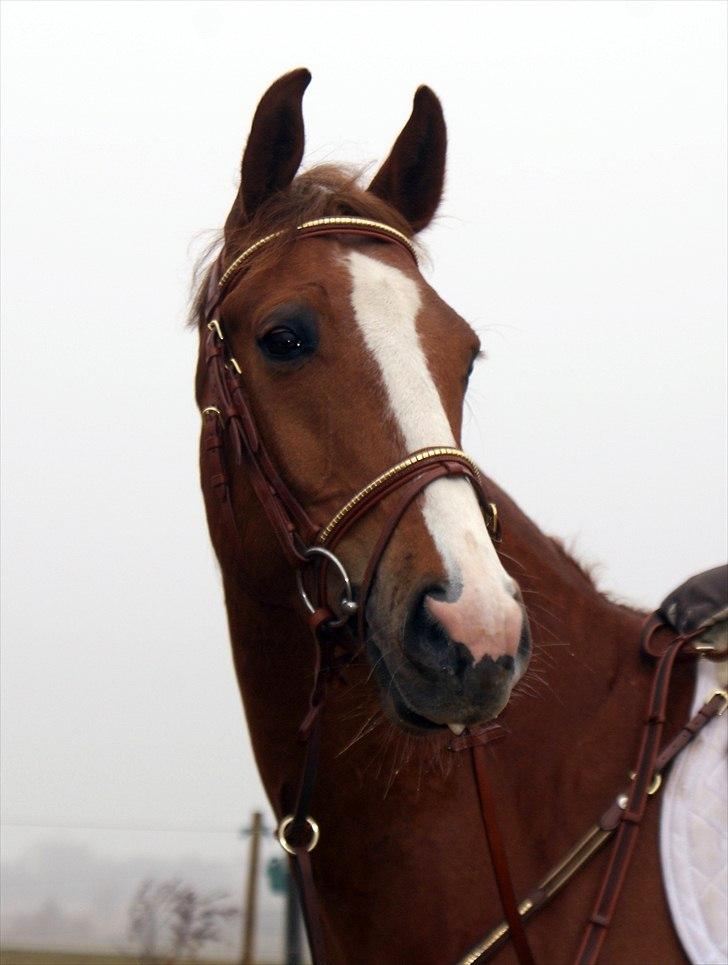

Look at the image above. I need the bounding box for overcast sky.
[1,0,726,947]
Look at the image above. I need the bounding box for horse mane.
[189,164,415,328]
[546,535,599,589]
[548,533,647,616]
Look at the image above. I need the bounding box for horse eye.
[259,326,306,360]
[466,349,483,383]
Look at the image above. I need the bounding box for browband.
[217,216,418,293]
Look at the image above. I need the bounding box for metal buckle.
[201,405,222,422]
[207,318,242,374]
[619,770,662,808]
[207,319,224,340]
[707,688,728,716]
[628,770,662,795]
[296,546,358,629]
[694,642,717,654]
[487,501,500,539]
[276,815,320,855]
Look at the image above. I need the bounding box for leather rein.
[198,217,727,965]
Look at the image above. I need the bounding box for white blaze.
[346,251,517,646]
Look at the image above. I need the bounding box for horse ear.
[226,68,311,230]
[368,86,446,233]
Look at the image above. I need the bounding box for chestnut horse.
[194,70,700,964]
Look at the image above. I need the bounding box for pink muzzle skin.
[426,582,523,665]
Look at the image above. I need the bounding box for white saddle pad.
[660,634,728,965]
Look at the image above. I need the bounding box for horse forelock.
[188,164,418,329]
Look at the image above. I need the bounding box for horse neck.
[485,479,654,755]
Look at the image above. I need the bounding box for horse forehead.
[345,247,424,315]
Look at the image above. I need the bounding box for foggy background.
[1,1,726,959]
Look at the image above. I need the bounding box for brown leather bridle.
[199,217,727,965]
[200,216,501,642]
[199,216,522,960]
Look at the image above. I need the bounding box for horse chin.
[384,690,445,734]
[367,637,514,736]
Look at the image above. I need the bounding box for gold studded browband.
[217,216,418,293]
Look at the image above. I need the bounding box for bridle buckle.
[707,688,728,716]
[207,318,224,340]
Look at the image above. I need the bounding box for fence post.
[241,810,262,965]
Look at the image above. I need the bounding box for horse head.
[196,69,532,735]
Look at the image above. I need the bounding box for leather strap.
[293,222,417,267]
[217,218,418,300]
[313,459,497,635]
[573,633,711,964]
[291,847,327,965]
[458,682,727,965]
[277,631,333,965]
[322,458,498,555]
[469,744,536,965]
[202,324,318,564]
[328,465,472,646]
[288,711,327,963]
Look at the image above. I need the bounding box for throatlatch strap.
[290,847,327,964]
[288,714,328,965]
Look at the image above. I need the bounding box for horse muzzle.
[366,584,532,733]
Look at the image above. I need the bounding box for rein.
[458,622,727,965]
[198,217,727,965]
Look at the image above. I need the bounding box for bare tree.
[128,879,159,964]
[127,877,238,963]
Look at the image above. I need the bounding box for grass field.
[0,952,239,965]
[1,954,142,965]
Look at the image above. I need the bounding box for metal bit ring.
[296,545,358,629]
[276,815,320,855]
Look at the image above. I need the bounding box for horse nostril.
[404,587,467,677]
[497,654,515,672]
[423,582,449,602]
[438,645,471,678]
